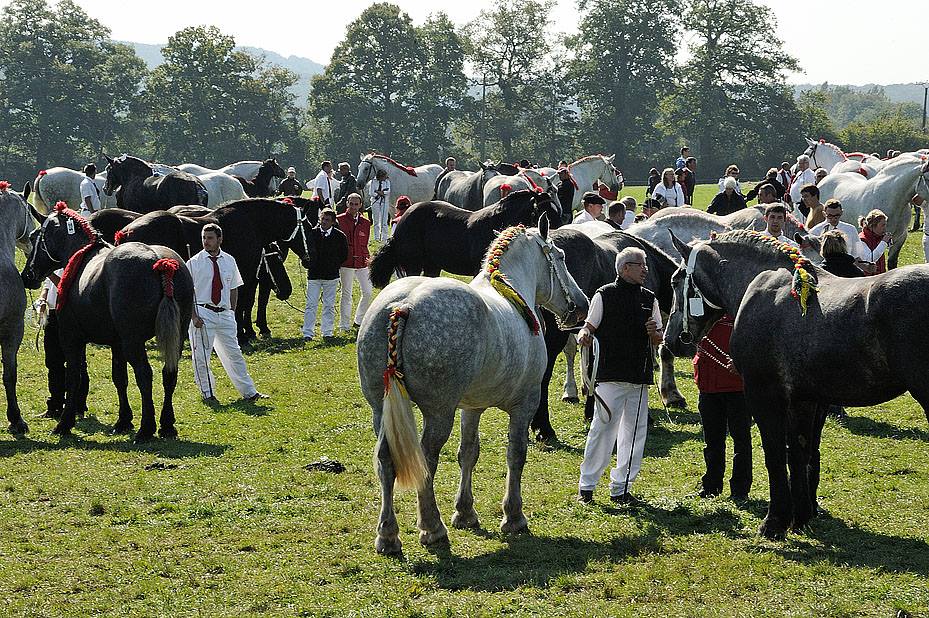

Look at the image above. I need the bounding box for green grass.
[2,185,928,616]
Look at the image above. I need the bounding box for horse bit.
[531,232,578,324]
[282,205,311,261]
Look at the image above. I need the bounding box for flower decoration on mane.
[743,230,818,315]
[0,181,9,192]
[484,225,540,335]
[279,197,294,206]
[785,211,805,231]
[53,201,103,310]
[114,229,132,245]
[373,153,417,177]
[38,170,47,177]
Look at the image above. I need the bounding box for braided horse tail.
[152,258,182,372]
[377,306,427,490]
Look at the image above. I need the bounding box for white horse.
[31,167,117,213]
[554,154,621,214]
[356,218,588,555]
[355,153,443,207]
[178,161,282,194]
[818,155,929,269]
[801,138,849,173]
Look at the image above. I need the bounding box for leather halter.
[282,205,311,259]
[679,247,722,344]
[530,231,578,325]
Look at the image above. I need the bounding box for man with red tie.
[187,223,267,403]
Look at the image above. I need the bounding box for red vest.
[693,316,743,393]
[337,212,371,269]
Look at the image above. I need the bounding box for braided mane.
[481,225,540,335]
[483,224,528,273]
[371,153,417,176]
[712,229,818,314]
[53,201,103,310]
[54,201,99,242]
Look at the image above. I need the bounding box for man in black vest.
[577,247,663,506]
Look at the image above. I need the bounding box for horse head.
[529,214,588,328]
[664,230,725,354]
[21,206,98,289]
[532,187,562,229]
[103,154,151,195]
[356,154,375,190]
[264,158,287,178]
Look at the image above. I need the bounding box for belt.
[198,304,227,313]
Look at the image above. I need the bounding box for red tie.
[209,256,222,305]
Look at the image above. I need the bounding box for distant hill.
[122,41,324,103]
[795,83,927,106]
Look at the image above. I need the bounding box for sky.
[10,0,929,86]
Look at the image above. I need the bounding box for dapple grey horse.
[664,228,929,540]
[0,184,28,433]
[357,217,588,555]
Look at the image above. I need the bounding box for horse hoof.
[664,394,687,409]
[50,425,72,437]
[112,422,134,435]
[419,524,449,547]
[452,510,480,529]
[8,419,29,435]
[159,427,178,440]
[133,431,155,444]
[561,394,580,403]
[500,515,529,534]
[534,429,558,445]
[758,517,788,540]
[259,330,272,338]
[375,535,403,556]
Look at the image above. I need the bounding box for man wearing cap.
[573,192,606,224]
[335,162,357,212]
[789,154,816,205]
[79,163,101,217]
[278,167,302,197]
[778,162,792,189]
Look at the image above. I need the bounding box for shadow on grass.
[242,336,307,355]
[0,434,228,459]
[412,503,744,591]
[644,416,700,459]
[840,415,929,441]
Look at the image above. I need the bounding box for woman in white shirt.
[651,167,685,207]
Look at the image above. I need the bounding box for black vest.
[594,279,656,385]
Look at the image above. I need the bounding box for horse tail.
[377,306,427,490]
[369,239,398,288]
[152,258,182,372]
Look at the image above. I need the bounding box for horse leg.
[2,339,27,435]
[748,389,791,539]
[786,403,816,531]
[374,422,402,556]
[501,405,534,534]
[255,277,273,338]
[531,316,567,443]
[158,358,180,439]
[110,347,134,434]
[808,404,828,517]
[124,343,156,442]
[453,408,484,529]
[658,344,686,408]
[53,345,85,436]
[561,335,579,403]
[236,281,258,345]
[416,408,454,546]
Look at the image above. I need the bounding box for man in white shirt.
[572,192,606,223]
[79,163,101,216]
[576,247,663,505]
[761,203,797,247]
[808,199,861,256]
[313,160,335,207]
[368,169,391,241]
[187,223,267,403]
[789,155,816,204]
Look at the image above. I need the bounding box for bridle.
[803,142,819,169]
[14,196,31,246]
[256,244,285,293]
[678,247,722,344]
[282,205,311,259]
[33,217,65,266]
[530,231,578,325]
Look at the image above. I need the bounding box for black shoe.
[698,489,721,499]
[577,489,593,504]
[730,493,749,504]
[244,392,269,403]
[202,396,221,405]
[610,492,643,507]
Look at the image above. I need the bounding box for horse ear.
[805,137,815,146]
[538,212,550,239]
[29,204,46,225]
[607,154,616,164]
[22,182,31,201]
[669,229,691,261]
[104,153,114,164]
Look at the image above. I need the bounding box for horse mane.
[55,201,100,242]
[818,139,846,159]
[569,154,609,167]
[482,224,528,274]
[371,153,417,176]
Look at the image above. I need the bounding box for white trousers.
[339,267,373,329]
[579,381,650,496]
[922,231,929,264]
[189,309,257,399]
[303,278,338,337]
[372,199,390,241]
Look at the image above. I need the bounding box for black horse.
[369,189,562,287]
[88,208,142,241]
[234,158,287,198]
[21,205,193,441]
[530,229,681,442]
[103,154,207,214]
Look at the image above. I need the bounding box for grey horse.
[0,185,28,433]
[664,228,929,539]
[357,216,589,555]
[434,163,500,211]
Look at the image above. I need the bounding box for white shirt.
[313,170,334,204]
[652,182,686,207]
[368,178,391,206]
[809,220,861,255]
[44,268,64,310]
[79,176,101,213]
[573,209,597,224]
[621,210,636,229]
[789,168,817,203]
[587,291,662,330]
[187,249,243,309]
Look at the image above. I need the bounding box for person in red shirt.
[692,315,752,501]
[391,195,412,230]
[336,193,373,332]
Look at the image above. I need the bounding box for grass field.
[1,185,928,616]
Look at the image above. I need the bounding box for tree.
[795,89,838,143]
[662,0,800,175]
[0,0,146,175]
[839,111,927,155]
[309,3,423,163]
[567,0,678,176]
[463,0,555,161]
